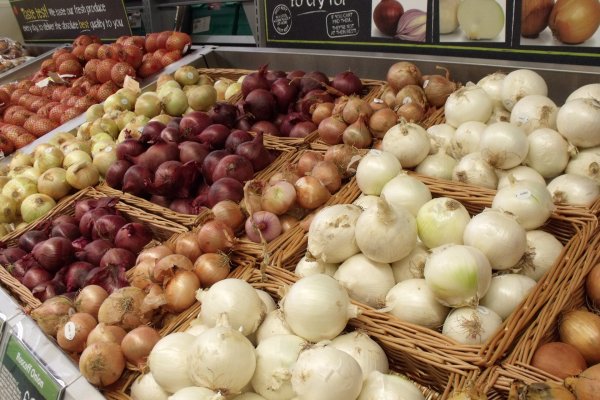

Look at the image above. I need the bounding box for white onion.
[232,394,266,400]
[352,194,380,211]
[492,180,554,230]
[391,242,428,282]
[566,83,600,102]
[188,326,256,394]
[382,122,430,168]
[168,387,226,400]
[556,98,600,148]
[452,152,498,189]
[496,166,546,190]
[566,147,600,185]
[331,331,389,381]
[307,204,362,263]
[525,128,570,179]
[291,345,363,400]
[334,253,395,308]
[251,334,307,400]
[355,197,418,263]
[477,72,506,107]
[294,255,338,278]
[517,230,564,281]
[383,279,449,329]
[450,121,486,159]
[480,274,537,320]
[501,69,548,111]
[196,279,266,336]
[380,172,432,216]
[356,150,401,195]
[462,209,527,270]
[487,105,512,124]
[424,244,492,307]
[547,174,600,207]
[281,274,359,342]
[426,123,455,154]
[255,309,293,344]
[479,122,529,170]
[148,333,196,393]
[185,319,211,336]
[256,289,277,314]
[358,371,425,400]
[415,151,457,181]
[509,95,558,134]
[442,306,502,344]
[444,85,494,128]
[416,197,471,249]
[131,373,169,400]
[457,0,505,39]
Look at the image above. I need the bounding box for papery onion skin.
[532,342,588,379]
[57,312,97,353]
[79,342,125,387]
[442,306,502,345]
[193,252,231,287]
[559,309,600,365]
[565,364,600,400]
[121,326,161,367]
[164,270,200,313]
[307,204,362,263]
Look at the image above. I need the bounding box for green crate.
[191,2,241,35]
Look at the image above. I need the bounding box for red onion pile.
[0,196,152,300]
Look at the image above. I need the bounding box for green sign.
[0,335,63,400]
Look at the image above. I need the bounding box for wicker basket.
[104,263,451,399]
[0,188,188,309]
[268,177,597,368]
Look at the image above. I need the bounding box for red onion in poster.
[395,9,427,42]
[374,0,405,36]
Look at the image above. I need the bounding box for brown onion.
[343,115,372,149]
[324,144,363,178]
[211,200,245,231]
[193,252,231,287]
[369,107,398,139]
[318,116,347,145]
[97,286,151,331]
[312,102,335,125]
[342,97,373,124]
[87,323,127,346]
[154,254,194,283]
[549,0,600,44]
[294,176,331,209]
[297,151,324,176]
[586,263,600,306]
[381,87,397,107]
[174,233,202,262]
[521,0,554,38]
[74,285,108,319]
[387,61,422,91]
[57,312,97,353]
[129,260,154,289]
[279,214,299,232]
[311,161,342,193]
[196,220,235,253]
[164,270,200,312]
[423,67,458,107]
[136,245,172,265]
[269,165,301,185]
[79,342,125,387]
[30,296,75,336]
[121,325,161,367]
[532,341,587,379]
[397,102,425,122]
[261,181,297,215]
[559,309,600,364]
[565,364,600,400]
[395,84,428,108]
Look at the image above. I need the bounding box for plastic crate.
[191,2,243,36]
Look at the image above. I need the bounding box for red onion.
[22,266,52,290]
[127,141,179,172]
[300,71,330,95]
[150,195,171,208]
[74,197,117,222]
[79,208,115,238]
[92,215,128,242]
[280,112,310,137]
[290,121,317,138]
[297,89,334,115]
[72,237,90,253]
[169,198,197,214]
[198,124,230,149]
[287,69,306,81]
[116,139,145,161]
[32,237,74,272]
[175,161,202,199]
[208,103,238,128]
[64,261,95,292]
[84,266,128,294]
[244,89,277,121]
[105,160,133,190]
[235,132,271,171]
[51,223,81,241]
[80,239,112,266]
[193,184,210,207]
[266,69,287,85]
[179,141,210,164]
[201,149,230,184]
[242,64,270,97]
[0,247,28,265]
[122,165,152,196]
[373,0,404,36]
[212,154,254,183]
[114,223,152,254]
[149,160,183,195]
[179,111,212,139]
[139,121,165,144]
[245,211,282,243]
[18,231,48,252]
[8,254,38,280]
[332,71,363,95]
[250,120,281,137]
[52,215,78,227]
[207,177,244,207]
[225,130,253,152]
[160,126,181,143]
[32,281,64,302]
[235,115,254,131]
[99,248,136,270]
[271,78,299,113]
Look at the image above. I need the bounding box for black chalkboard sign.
[9,0,132,43]
[262,0,600,66]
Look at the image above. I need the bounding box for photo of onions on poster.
[262,0,600,65]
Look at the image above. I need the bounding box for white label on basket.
[402,96,413,105]
[193,17,211,34]
[64,322,76,341]
[516,190,532,200]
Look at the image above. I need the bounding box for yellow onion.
[521,0,554,38]
[66,161,99,190]
[559,309,600,365]
[549,0,600,44]
[37,168,71,200]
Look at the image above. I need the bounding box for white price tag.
[193,17,211,34]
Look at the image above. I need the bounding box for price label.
[0,335,64,400]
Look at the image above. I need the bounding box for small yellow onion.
[559,309,600,365]
[66,161,99,190]
[63,150,92,169]
[225,82,242,101]
[20,193,56,223]
[93,145,117,176]
[9,152,33,169]
[37,168,71,200]
[34,146,64,173]
[549,0,600,44]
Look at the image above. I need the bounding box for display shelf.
[0,45,69,85]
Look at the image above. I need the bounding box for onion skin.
[586,263,600,306]
[549,0,600,44]
[79,342,125,387]
[521,0,554,38]
[565,364,600,400]
[559,309,600,365]
[532,342,587,379]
